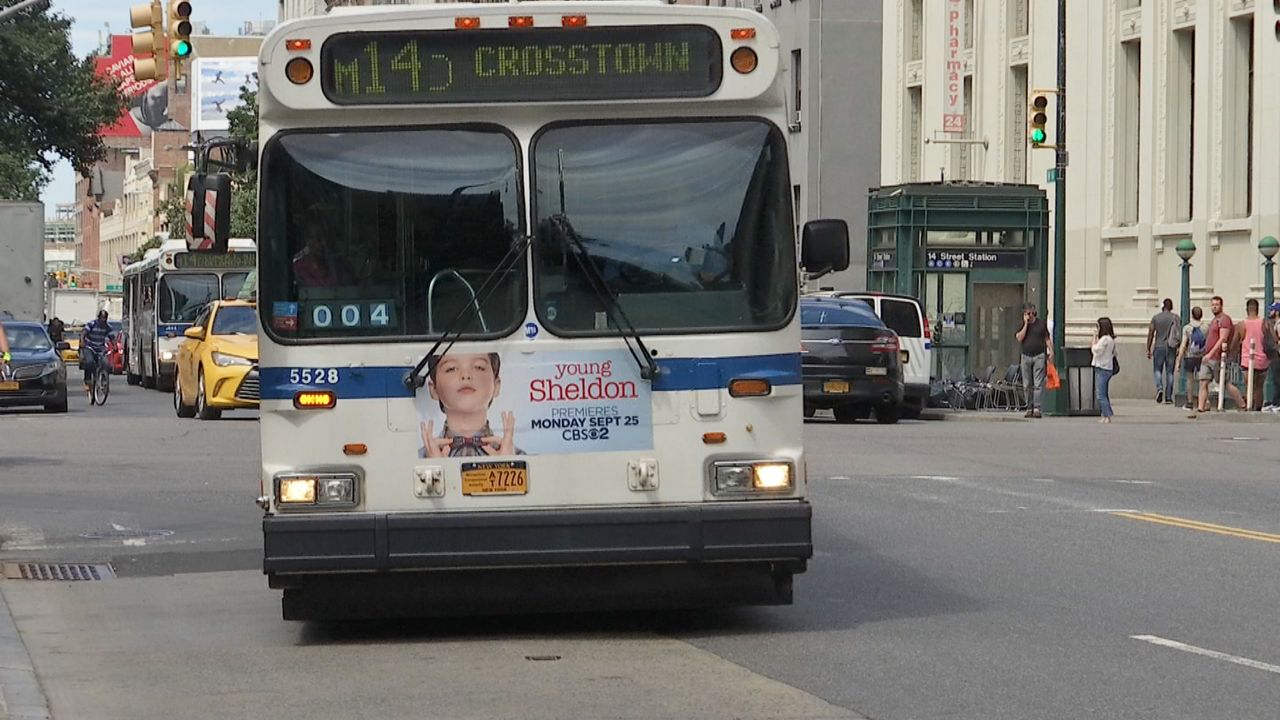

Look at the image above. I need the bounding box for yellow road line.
[1111,512,1280,544]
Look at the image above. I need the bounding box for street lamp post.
[1175,239,1196,407]
[1258,235,1278,404]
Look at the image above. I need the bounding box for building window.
[907,86,923,181]
[1115,39,1140,225]
[1168,28,1194,223]
[1009,0,1029,37]
[1007,65,1028,183]
[1224,16,1253,218]
[909,0,923,61]
[791,49,802,126]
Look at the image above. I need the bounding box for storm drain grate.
[2,562,114,581]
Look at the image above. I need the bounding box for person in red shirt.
[1191,296,1234,416]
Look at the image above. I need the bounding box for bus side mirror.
[801,219,850,279]
[186,173,233,253]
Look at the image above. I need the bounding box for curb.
[0,582,51,720]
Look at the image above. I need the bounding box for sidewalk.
[922,398,1280,423]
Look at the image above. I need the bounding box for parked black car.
[0,321,68,413]
[801,297,904,424]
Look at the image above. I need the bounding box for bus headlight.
[274,472,359,509]
[712,461,794,495]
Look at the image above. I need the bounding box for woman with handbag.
[1091,317,1118,424]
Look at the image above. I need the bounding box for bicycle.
[84,347,110,406]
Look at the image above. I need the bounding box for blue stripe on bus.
[157,323,192,337]
[258,353,801,401]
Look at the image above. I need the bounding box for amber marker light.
[730,47,758,74]
[730,28,757,40]
[285,57,314,85]
[294,390,336,409]
[509,15,534,28]
[285,38,311,51]
[562,14,587,28]
[728,378,771,397]
[343,444,368,456]
[455,16,480,29]
[702,432,727,444]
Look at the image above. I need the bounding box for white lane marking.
[1093,508,1139,513]
[829,476,851,481]
[0,524,46,551]
[1031,478,1055,483]
[1111,480,1154,485]
[1131,635,1280,676]
[910,475,959,481]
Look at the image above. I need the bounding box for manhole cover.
[79,528,174,540]
[3,562,114,581]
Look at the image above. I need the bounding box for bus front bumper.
[263,501,812,575]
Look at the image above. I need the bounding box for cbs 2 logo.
[289,368,340,385]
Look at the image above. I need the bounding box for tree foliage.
[124,235,163,265]
[161,181,187,239]
[225,78,258,239]
[0,5,127,200]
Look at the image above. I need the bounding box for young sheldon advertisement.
[414,350,653,457]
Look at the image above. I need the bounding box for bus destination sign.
[321,25,722,105]
[174,252,257,269]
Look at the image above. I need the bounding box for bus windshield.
[259,127,524,340]
[532,120,795,334]
[160,273,219,323]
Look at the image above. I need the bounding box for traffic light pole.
[1048,0,1068,416]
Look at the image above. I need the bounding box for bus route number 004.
[305,301,395,330]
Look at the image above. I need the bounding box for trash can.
[1063,346,1100,416]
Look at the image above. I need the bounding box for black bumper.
[0,375,66,407]
[264,501,812,575]
[803,377,903,407]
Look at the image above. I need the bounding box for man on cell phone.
[1016,302,1053,418]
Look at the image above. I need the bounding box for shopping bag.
[1045,360,1061,390]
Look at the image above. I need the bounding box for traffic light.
[1028,89,1053,148]
[129,0,167,81]
[68,274,78,288]
[169,1,193,61]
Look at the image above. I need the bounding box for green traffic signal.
[1031,128,1046,144]
[173,39,191,58]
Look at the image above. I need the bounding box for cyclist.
[80,309,113,393]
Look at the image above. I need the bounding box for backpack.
[1187,325,1206,358]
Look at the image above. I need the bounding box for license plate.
[0,381,17,391]
[823,380,850,393]
[866,367,888,376]
[461,460,528,496]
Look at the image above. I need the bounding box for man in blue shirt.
[80,310,113,391]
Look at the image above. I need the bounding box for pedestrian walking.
[1146,298,1180,404]
[1175,306,1205,410]
[1231,298,1270,411]
[1190,296,1234,417]
[1266,303,1280,412]
[1092,317,1117,424]
[1016,302,1052,418]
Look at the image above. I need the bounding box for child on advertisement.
[419,352,520,457]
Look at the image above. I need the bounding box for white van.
[824,292,932,418]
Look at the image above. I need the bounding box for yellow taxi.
[59,332,80,365]
[173,300,259,420]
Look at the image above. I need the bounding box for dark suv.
[801,298,903,424]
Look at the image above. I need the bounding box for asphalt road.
[1,384,1278,719]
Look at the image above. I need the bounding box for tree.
[224,78,258,239]
[124,235,163,265]
[160,181,187,239]
[0,5,126,200]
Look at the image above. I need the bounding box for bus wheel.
[127,371,141,386]
[142,361,156,389]
[196,368,221,420]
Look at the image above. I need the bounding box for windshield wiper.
[404,232,532,391]
[543,214,659,381]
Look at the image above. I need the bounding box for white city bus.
[122,238,256,390]
[198,0,849,620]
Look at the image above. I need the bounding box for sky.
[38,0,276,212]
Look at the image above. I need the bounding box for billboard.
[191,57,258,132]
[94,35,173,137]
